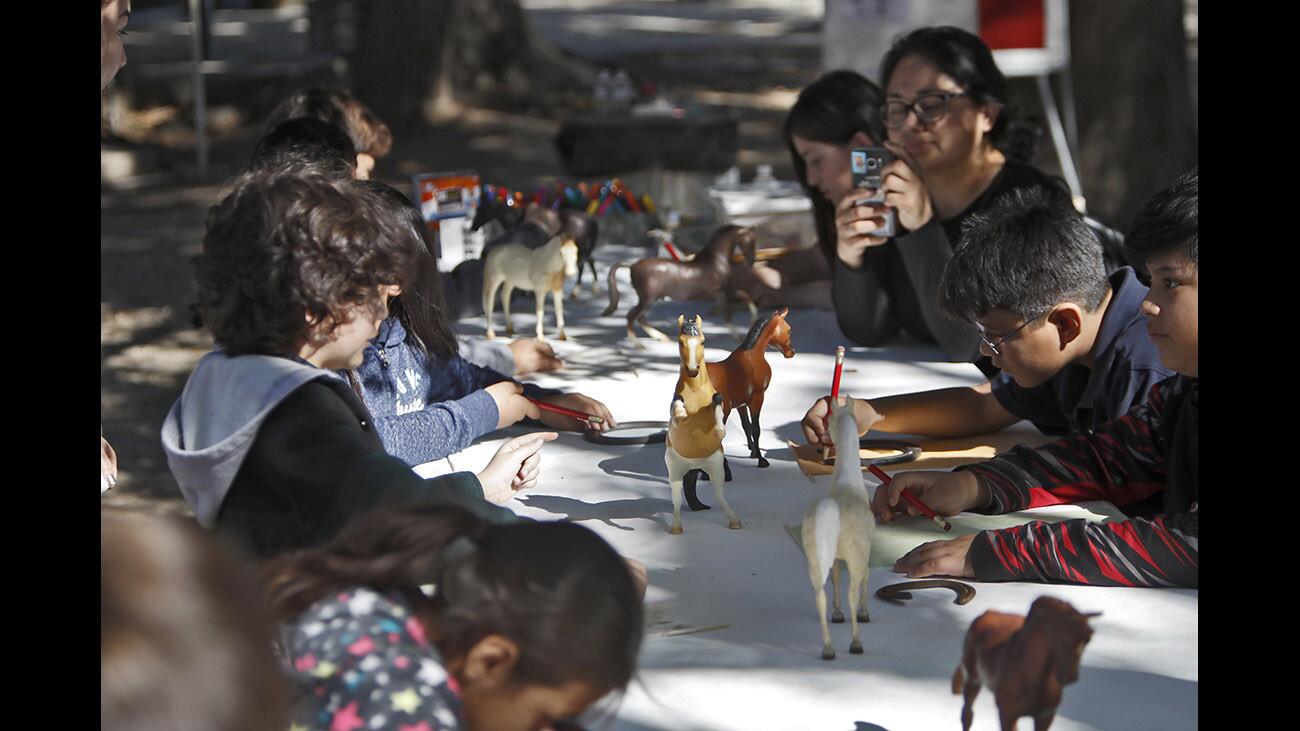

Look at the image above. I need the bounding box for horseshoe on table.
[876,580,976,606]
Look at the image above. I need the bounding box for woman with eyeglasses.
[788,27,1070,366]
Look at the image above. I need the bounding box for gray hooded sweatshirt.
[161,351,330,528]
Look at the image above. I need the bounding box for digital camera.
[850,147,897,238]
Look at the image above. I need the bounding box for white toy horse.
[801,394,877,660]
[482,233,579,341]
[665,315,741,535]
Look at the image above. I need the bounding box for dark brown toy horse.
[953,596,1100,731]
[603,224,757,345]
[706,307,795,468]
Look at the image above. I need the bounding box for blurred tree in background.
[350,0,592,132]
[1072,0,1197,230]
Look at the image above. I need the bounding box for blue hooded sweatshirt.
[353,317,558,466]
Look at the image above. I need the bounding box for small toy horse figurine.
[706,307,795,468]
[604,224,757,345]
[471,196,601,296]
[665,315,741,535]
[482,231,578,341]
[953,596,1100,731]
[801,394,876,660]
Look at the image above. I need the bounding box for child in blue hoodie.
[351,181,616,467]
[162,169,557,558]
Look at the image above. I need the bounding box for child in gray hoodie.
[162,169,555,558]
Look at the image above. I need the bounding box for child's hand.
[800,395,883,447]
[536,393,617,433]
[871,470,987,524]
[508,338,565,376]
[893,534,977,578]
[485,381,541,429]
[476,432,559,503]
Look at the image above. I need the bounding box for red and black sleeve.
[960,381,1199,588]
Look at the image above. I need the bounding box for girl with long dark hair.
[353,182,618,466]
[261,504,643,731]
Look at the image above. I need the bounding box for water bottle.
[611,69,634,113]
[594,69,613,115]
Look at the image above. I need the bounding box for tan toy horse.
[802,394,876,660]
[482,232,579,342]
[665,315,741,535]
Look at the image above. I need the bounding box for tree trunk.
[1070,0,1197,231]
[350,0,591,132]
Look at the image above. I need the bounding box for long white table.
[426,248,1198,731]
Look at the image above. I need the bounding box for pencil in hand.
[867,464,952,532]
[527,397,606,427]
[822,346,846,463]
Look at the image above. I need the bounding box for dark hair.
[354,179,460,359]
[939,186,1108,322]
[194,171,422,356]
[248,117,357,175]
[102,509,289,731]
[881,26,1039,163]
[260,504,642,697]
[265,88,394,158]
[783,70,888,263]
[1125,167,1198,267]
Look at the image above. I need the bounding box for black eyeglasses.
[882,91,969,128]
[976,313,1042,356]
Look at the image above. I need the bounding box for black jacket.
[217,377,519,558]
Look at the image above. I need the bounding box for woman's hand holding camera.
[834,194,891,268]
[880,141,935,233]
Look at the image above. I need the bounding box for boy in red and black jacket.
[872,168,1198,588]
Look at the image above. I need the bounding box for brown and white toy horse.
[664,315,741,535]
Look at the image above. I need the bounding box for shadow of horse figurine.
[603,224,757,346]
[516,494,673,531]
[471,195,601,296]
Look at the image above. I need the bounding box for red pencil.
[663,241,683,261]
[822,346,847,462]
[830,346,845,400]
[527,397,605,426]
[867,464,952,532]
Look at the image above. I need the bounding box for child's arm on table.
[877,382,1197,587]
[802,381,1018,445]
[372,381,542,465]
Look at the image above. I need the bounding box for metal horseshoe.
[876,579,977,606]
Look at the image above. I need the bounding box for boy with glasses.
[803,185,1172,446]
[872,169,1198,587]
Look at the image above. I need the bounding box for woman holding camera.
[787,27,1069,364]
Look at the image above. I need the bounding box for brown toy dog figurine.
[952,596,1099,731]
